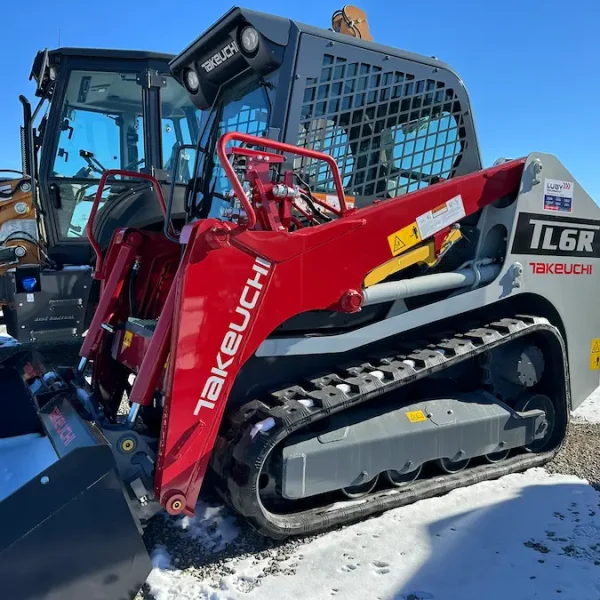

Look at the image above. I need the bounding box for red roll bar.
[216,132,350,230]
[86,170,169,278]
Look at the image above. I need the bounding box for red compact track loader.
[2,5,599,599]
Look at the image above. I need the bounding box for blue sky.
[1,0,597,201]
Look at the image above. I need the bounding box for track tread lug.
[408,349,446,367]
[437,338,475,354]
[307,387,350,408]
[272,386,310,401]
[312,373,346,388]
[345,374,386,394]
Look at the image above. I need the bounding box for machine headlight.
[240,26,259,53]
[184,68,200,93]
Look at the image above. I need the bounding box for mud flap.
[0,353,151,600]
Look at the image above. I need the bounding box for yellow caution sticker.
[122,330,133,351]
[590,339,600,370]
[387,222,422,256]
[406,410,427,423]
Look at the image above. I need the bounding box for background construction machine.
[2,5,599,600]
[0,47,201,349]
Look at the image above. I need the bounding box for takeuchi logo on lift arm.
[201,41,240,73]
[194,256,272,415]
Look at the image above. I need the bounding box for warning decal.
[590,339,600,370]
[387,222,422,256]
[406,410,428,423]
[416,195,465,240]
[122,330,133,351]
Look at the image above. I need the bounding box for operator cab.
[29,48,202,266]
[169,6,482,223]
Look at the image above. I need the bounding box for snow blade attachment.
[0,351,151,600]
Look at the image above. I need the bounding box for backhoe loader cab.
[170,6,482,219]
[0,47,201,346]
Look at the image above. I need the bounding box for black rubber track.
[216,315,570,539]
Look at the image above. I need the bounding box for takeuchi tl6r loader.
[0,46,201,353]
[2,5,599,600]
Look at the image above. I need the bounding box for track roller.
[384,464,422,487]
[341,474,379,498]
[484,448,511,463]
[435,456,471,473]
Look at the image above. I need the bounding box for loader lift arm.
[77,132,530,518]
[147,133,528,515]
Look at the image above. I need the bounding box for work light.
[184,68,199,93]
[240,26,259,53]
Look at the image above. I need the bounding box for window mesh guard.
[297,54,467,202]
[214,103,269,194]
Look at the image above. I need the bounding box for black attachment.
[0,351,152,600]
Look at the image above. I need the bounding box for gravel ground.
[134,421,600,599]
[545,421,600,490]
[3,321,595,597]
[136,486,327,599]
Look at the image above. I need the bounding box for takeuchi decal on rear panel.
[544,178,574,213]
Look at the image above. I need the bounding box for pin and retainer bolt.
[340,289,363,313]
[121,439,135,452]
[532,159,543,185]
[166,493,186,515]
[117,434,137,454]
[206,224,231,249]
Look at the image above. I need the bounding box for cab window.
[160,75,202,184]
[51,70,145,239]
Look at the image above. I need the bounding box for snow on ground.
[176,501,241,553]
[572,387,600,423]
[146,468,600,600]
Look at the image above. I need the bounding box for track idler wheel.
[384,464,422,487]
[435,455,470,474]
[515,392,555,452]
[341,474,379,498]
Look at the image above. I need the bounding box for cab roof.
[48,47,175,62]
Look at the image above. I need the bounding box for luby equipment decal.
[543,179,574,213]
[511,212,600,258]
